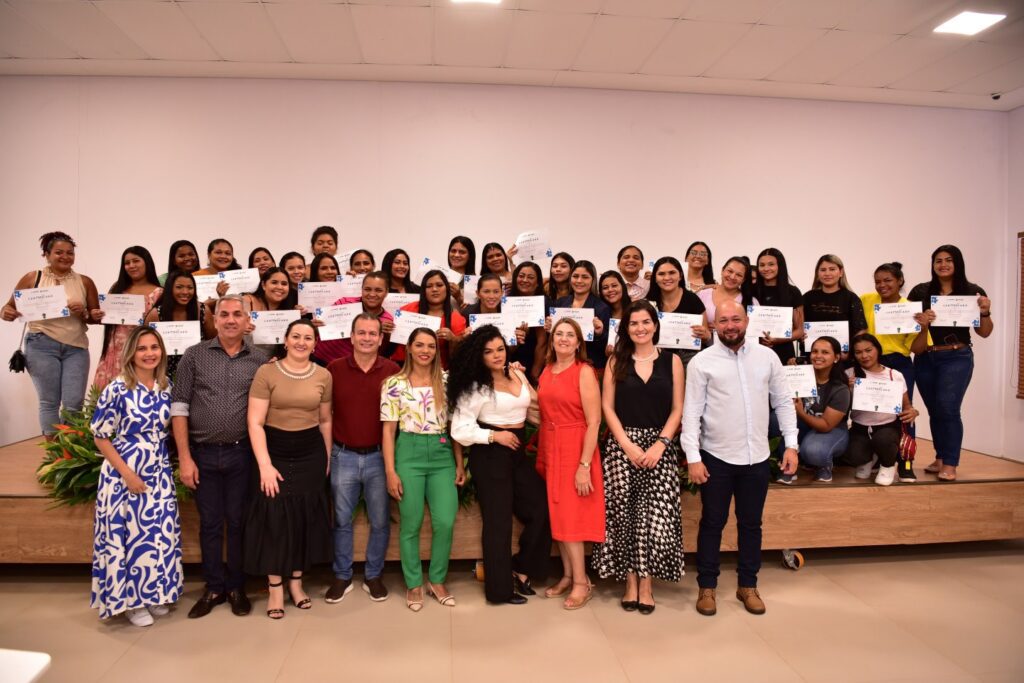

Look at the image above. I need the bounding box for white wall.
[0,76,1013,456]
[1001,106,1024,462]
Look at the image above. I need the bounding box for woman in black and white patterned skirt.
[593,299,684,615]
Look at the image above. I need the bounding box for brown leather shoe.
[696,588,717,616]
[736,587,766,615]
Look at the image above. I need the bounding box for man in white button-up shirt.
[681,300,798,617]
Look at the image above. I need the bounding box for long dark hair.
[754,247,797,306]
[381,248,420,293]
[480,242,511,276]
[570,260,598,298]
[247,247,275,270]
[309,253,340,283]
[685,241,716,285]
[350,249,376,271]
[510,261,544,297]
[158,270,199,322]
[418,270,455,325]
[448,236,477,276]
[105,246,160,356]
[646,256,684,308]
[206,238,241,271]
[545,251,575,299]
[599,270,628,313]
[808,335,846,385]
[166,239,198,274]
[723,256,755,306]
[927,244,973,295]
[612,300,660,383]
[253,267,299,310]
[850,333,884,378]
[447,325,507,410]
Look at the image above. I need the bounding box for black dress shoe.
[638,602,656,615]
[227,590,252,616]
[513,575,536,596]
[620,600,639,612]
[188,591,226,619]
[491,594,528,605]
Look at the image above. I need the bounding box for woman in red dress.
[536,317,605,610]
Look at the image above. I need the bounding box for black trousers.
[468,428,551,602]
[192,440,253,593]
[696,451,770,589]
[840,421,900,468]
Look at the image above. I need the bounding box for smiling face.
[516,267,539,295]
[45,240,76,273]
[600,276,623,307]
[686,244,709,271]
[809,339,838,373]
[482,336,507,372]
[551,321,580,361]
[570,267,593,296]
[626,309,656,346]
[424,275,448,306]
[351,317,382,355]
[312,234,336,256]
[448,242,469,271]
[618,247,643,277]
[757,255,778,285]
[214,298,247,343]
[715,300,748,348]
[170,275,195,306]
[817,260,842,289]
[932,251,955,280]
[484,247,507,274]
[655,262,680,293]
[208,242,234,271]
[284,323,317,362]
[361,275,387,310]
[123,252,147,283]
[391,253,410,281]
[316,258,339,282]
[351,251,374,274]
[408,331,437,368]
[263,272,290,305]
[282,256,306,286]
[174,245,199,272]
[874,270,901,301]
[251,250,274,276]
[478,279,503,312]
[132,332,163,374]
[720,260,747,291]
[853,339,879,371]
[550,257,571,284]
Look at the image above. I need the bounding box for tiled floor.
[1,541,1022,683]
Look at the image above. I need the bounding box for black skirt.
[243,425,332,576]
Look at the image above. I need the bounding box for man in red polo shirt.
[325,313,399,604]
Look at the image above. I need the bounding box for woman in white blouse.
[449,325,551,605]
[381,328,465,612]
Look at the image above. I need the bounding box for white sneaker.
[875,465,897,486]
[126,607,154,627]
[147,604,170,617]
[855,455,878,480]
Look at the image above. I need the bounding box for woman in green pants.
[381,327,466,612]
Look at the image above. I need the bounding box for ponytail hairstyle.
[723,256,756,307]
[874,261,905,293]
[40,231,76,254]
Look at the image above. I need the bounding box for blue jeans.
[191,440,253,593]
[882,352,916,438]
[797,422,849,471]
[24,332,90,435]
[330,445,390,580]
[914,348,973,466]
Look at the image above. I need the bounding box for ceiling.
[1,0,1023,111]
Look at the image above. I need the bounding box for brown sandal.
[563,581,593,611]
[544,577,572,599]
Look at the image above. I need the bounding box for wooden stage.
[2,437,1024,563]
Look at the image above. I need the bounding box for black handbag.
[8,270,41,373]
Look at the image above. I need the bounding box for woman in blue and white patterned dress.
[91,325,183,627]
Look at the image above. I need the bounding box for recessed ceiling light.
[934,11,1006,35]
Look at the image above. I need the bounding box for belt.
[193,438,249,448]
[926,343,970,353]
[334,441,380,455]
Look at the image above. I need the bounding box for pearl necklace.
[632,350,657,363]
[275,358,316,380]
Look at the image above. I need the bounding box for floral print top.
[380,372,449,435]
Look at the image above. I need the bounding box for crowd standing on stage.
[1,229,994,625]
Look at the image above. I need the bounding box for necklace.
[45,266,75,283]
[632,350,657,363]
[275,358,316,380]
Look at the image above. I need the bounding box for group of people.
[1,228,993,626]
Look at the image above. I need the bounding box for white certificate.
[607,318,620,349]
[930,295,981,328]
[468,313,518,346]
[414,257,462,288]
[873,302,922,335]
[335,248,357,276]
[462,275,480,305]
[549,307,595,341]
[502,296,546,328]
[745,305,792,340]
[514,231,553,263]
[783,365,817,399]
[249,309,300,345]
[98,293,146,326]
[390,310,442,346]
[193,269,260,301]
[192,275,220,302]
[150,321,201,356]
[297,281,345,310]
[657,312,703,350]
[336,274,365,298]
[851,376,903,415]
[314,303,363,341]
[383,293,419,318]
[13,287,70,322]
[804,321,849,353]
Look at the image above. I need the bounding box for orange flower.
[62,449,73,460]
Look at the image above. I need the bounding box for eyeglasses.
[688,250,708,258]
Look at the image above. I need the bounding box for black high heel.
[266,580,285,620]
[289,574,312,609]
[513,574,536,597]
[638,592,655,615]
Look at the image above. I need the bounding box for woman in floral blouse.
[381,327,466,612]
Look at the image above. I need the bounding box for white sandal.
[426,582,456,607]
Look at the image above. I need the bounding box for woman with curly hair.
[450,326,550,605]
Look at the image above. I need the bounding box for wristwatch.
[657,436,673,449]
[487,430,494,444]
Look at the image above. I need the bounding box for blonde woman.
[90,326,182,627]
[382,327,466,611]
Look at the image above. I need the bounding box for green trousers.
[395,432,458,588]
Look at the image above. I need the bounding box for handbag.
[8,270,40,373]
[898,422,917,462]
